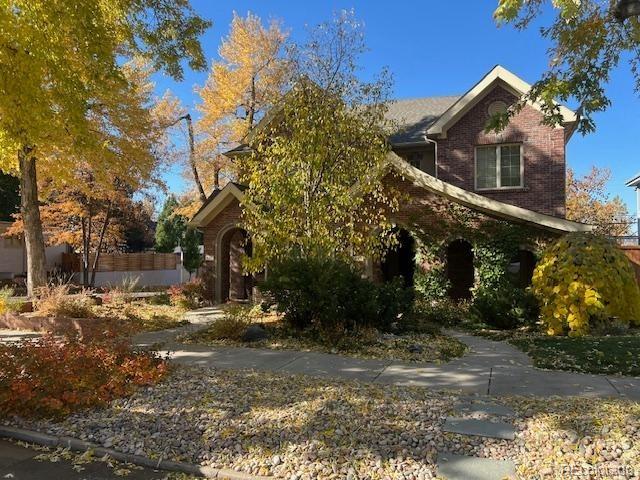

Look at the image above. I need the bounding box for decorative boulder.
[407,344,424,354]
[242,324,269,342]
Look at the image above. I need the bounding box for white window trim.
[474,143,524,191]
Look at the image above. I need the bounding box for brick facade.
[435,86,567,217]
[198,84,569,301]
[200,199,244,302]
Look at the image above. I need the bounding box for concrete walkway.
[132,311,640,399]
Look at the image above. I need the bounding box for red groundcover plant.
[0,330,168,419]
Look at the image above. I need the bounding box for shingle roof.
[386,96,461,145]
[222,94,462,156]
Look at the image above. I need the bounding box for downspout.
[424,135,438,179]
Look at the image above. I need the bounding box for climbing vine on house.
[408,203,551,297]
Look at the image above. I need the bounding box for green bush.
[472,283,539,330]
[413,267,449,301]
[532,233,640,336]
[259,255,412,340]
[375,277,414,331]
[412,297,469,329]
[147,292,171,306]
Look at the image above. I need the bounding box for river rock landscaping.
[4,366,639,479]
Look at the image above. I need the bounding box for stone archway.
[217,225,252,302]
[446,239,474,300]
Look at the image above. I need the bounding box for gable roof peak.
[427,65,577,139]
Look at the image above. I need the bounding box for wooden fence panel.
[62,252,178,272]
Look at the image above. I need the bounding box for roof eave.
[626,174,640,188]
[387,152,593,234]
[189,183,246,228]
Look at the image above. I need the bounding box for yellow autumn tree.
[7,60,170,286]
[173,12,290,217]
[199,12,289,143]
[492,0,640,134]
[0,0,209,296]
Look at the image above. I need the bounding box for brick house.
[191,66,592,303]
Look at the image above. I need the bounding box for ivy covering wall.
[404,203,553,300]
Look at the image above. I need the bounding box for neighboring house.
[190,65,592,303]
[0,221,70,281]
[626,173,640,245]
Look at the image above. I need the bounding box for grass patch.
[511,333,640,376]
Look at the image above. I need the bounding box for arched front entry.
[381,228,416,287]
[217,225,252,302]
[446,239,474,300]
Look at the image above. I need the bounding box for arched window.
[381,228,415,287]
[446,239,474,300]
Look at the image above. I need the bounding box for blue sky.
[155,0,640,225]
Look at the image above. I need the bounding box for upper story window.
[399,149,436,176]
[406,152,423,169]
[475,144,523,190]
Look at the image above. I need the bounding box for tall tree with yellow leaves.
[7,60,172,286]
[196,12,289,191]
[0,0,210,296]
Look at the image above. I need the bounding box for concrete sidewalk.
[132,316,640,399]
[0,439,170,480]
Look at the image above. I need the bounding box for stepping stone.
[454,400,516,417]
[437,452,516,480]
[443,417,515,440]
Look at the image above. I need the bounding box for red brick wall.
[622,246,640,285]
[436,85,567,217]
[201,200,243,301]
[228,229,247,300]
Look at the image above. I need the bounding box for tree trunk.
[183,114,206,203]
[213,167,220,191]
[18,146,47,297]
[81,217,89,287]
[168,113,207,203]
[90,201,112,287]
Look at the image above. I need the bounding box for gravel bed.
[5,366,639,479]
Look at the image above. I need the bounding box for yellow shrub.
[532,234,640,336]
[0,287,22,315]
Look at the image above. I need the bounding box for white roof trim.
[427,65,577,138]
[189,183,245,228]
[387,152,593,233]
[626,173,640,188]
[190,153,592,234]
